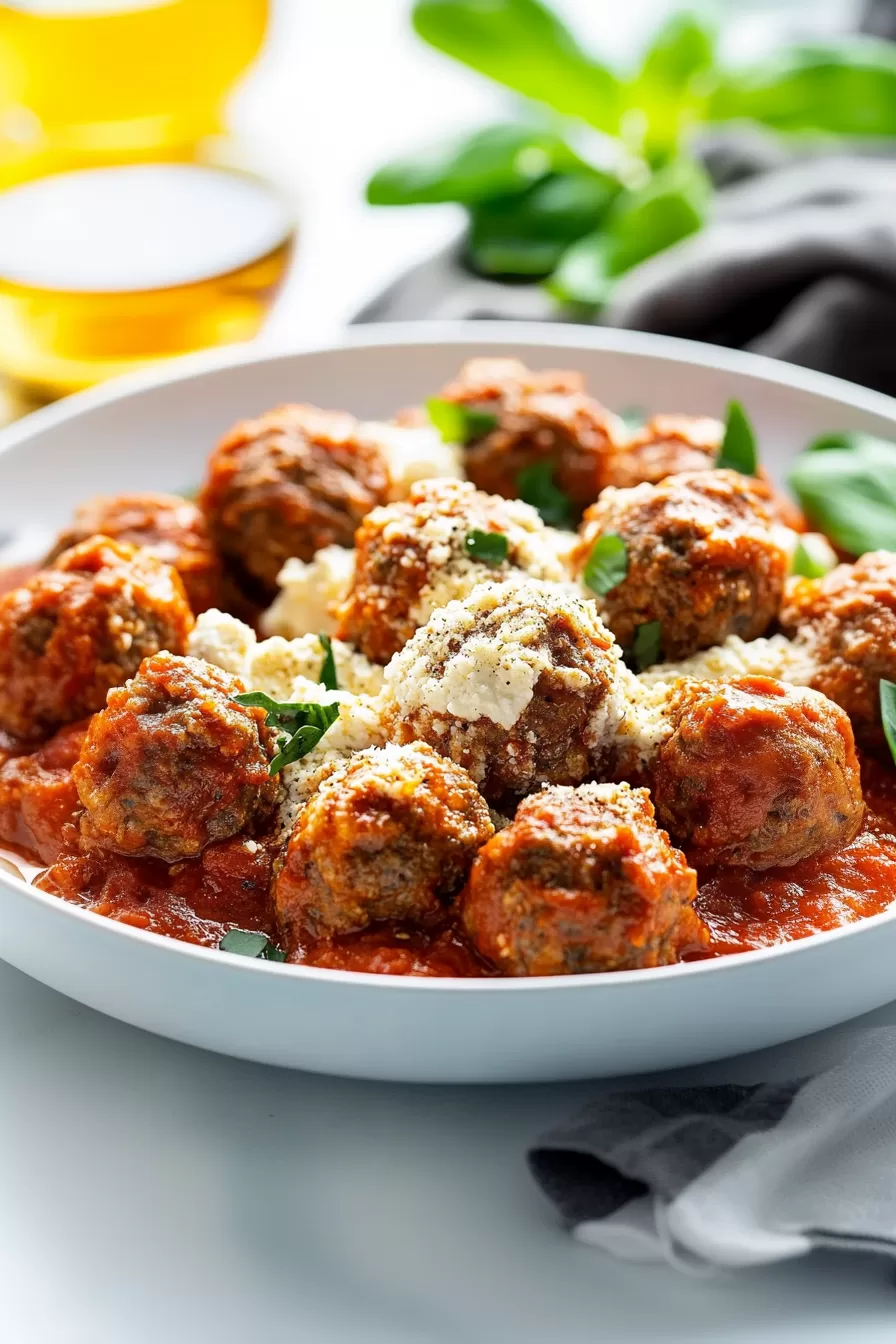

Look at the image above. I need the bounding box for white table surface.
[5,3,896,1339]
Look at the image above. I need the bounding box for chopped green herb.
[716,401,758,476]
[882,681,896,768]
[790,535,836,580]
[583,532,628,596]
[517,460,573,528]
[631,620,662,672]
[232,692,340,775]
[426,397,498,444]
[219,929,286,961]
[318,633,338,691]
[465,528,509,566]
[619,406,646,431]
[789,432,896,556]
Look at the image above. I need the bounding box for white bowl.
[3,321,896,1084]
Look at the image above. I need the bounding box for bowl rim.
[4,318,896,995]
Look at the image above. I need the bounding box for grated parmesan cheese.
[638,633,818,689]
[186,608,256,676]
[261,544,355,639]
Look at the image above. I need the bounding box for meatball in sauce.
[200,403,390,601]
[275,741,493,954]
[602,414,721,489]
[460,781,702,976]
[652,676,864,870]
[0,535,192,742]
[780,551,896,755]
[574,469,788,662]
[436,357,623,516]
[335,478,564,664]
[47,492,221,615]
[74,651,277,862]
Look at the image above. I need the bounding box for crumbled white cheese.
[261,544,355,639]
[187,608,257,676]
[638,633,818,689]
[386,578,607,732]
[360,421,463,498]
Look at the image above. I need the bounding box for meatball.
[435,357,623,515]
[274,742,493,949]
[47,492,221,615]
[460,781,700,976]
[0,719,89,864]
[387,579,621,803]
[199,403,390,600]
[651,676,864,870]
[602,415,721,489]
[779,551,896,754]
[0,536,192,742]
[335,478,564,664]
[573,469,788,662]
[74,651,277,862]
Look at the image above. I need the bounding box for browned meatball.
[0,536,192,742]
[335,478,563,664]
[652,676,864,870]
[387,579,622,804]
[460,782,701,976]
[779,552,896,755]
[199,403,391,600]
[74,651,277,862]
[436,357,623,516]
[573,469,788,662]
[274,742,493,950]
[602,414,721,489]
[47,492,221,614]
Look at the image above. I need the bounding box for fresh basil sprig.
[219,928,287,962]
[631,620,662,672]
[789,432,896,556]
[232,692,340,776]
[790,535,836,580]
[882,681,896,768]
[517,460,573,528]
[716,401,758,476]
[465,529,509,566]
[318,633,338,691]
[583,532,628,596]
[426,397,498,444]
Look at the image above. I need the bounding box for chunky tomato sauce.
[3,726,896,975]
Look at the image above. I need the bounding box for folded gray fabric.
[529,1027,896,1272]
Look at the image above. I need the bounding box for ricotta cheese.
[261,544,355,639]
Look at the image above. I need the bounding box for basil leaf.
[219,929,287,961]
[517,460,573,528]
[790,535,836,580]
[412,0,622,134]
[319,633,338,691]
[548,158,710,309]
[426,397,498,444]
[788,439,896,555]
[632,620,662,672]
[366,122,581,206]
[465,529,509,566]
[882,680,896,768]
[583,532,628,596]
[630,13,717,157]
[716,401,758,476]
[233,693,340,776]
[709,39,896,137]
[619,406,646,431]
[467,171,618,278]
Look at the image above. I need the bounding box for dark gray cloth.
[528,1027,896,1271]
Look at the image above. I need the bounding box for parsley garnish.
[882,681,896,768]
[465,528,509,566]
[318,632,338,691]
[583,532,628,595]
[517,460,573,528]
[716,401,758,476]
[426,397,498,444]
[631,620,662,672]
[219,929,287,961]
[233,691,339,775]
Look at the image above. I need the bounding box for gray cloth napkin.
[529,1026,896,1272]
